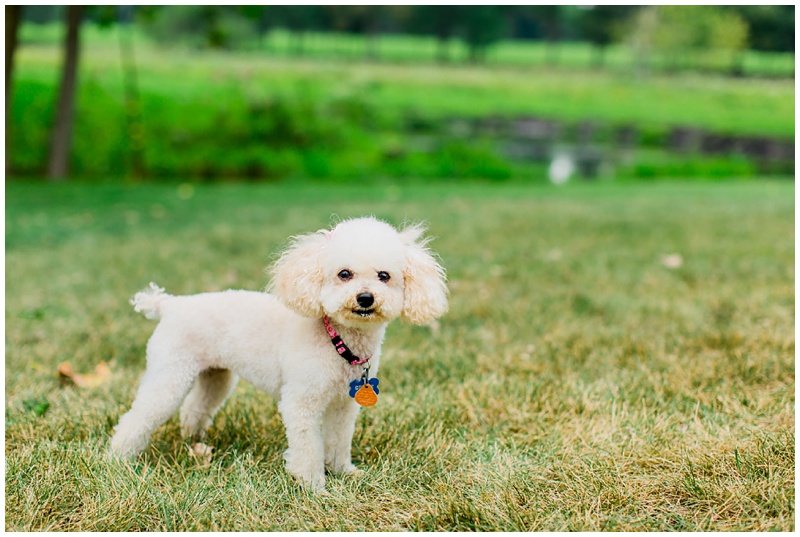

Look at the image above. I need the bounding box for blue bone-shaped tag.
[349,377,379,398]
[367,377,379,395]
[348,378,364,397]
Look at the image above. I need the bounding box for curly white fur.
[130,282,170,320]
[110,216,448,492]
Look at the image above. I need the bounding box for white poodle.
[110,216,448,492]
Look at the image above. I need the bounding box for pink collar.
[323,316,371,365]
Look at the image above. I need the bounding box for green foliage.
[137,81,517,181]
[268,5,326,33]
[143,6,259,49]
[380,140,517,182]
[620,152,757,181]
[8,27,793,181]
[725,5,794,53]
[708,10,749,52]
[19,5,796,54]
[578,6,637,48]
[461,6,506,62]
[4,180,794,530]
[627,6,751,73]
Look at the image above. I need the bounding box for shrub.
[142,6,259,50]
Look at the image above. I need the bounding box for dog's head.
[269,217,448,327]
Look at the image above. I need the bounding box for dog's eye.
[338,269,353,281]
[377,271,391,283]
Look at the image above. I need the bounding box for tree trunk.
[6,5,22,173]
[293,30,305,56]
[436,36,449,64]
[5,6,21,96]
[48,5,82,181]
[592,45,606,69]
[469,44,479,64]
[119,5,146,178]
[546,39,560,66]
[364,8,380,61]
[365,31,379,61]
[730,51,745,77]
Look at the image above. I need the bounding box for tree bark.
[5,6,21,96]
[592,45,606,69]
[546,39,560,66]
[48,5,82,181]
[364,7,380,60]
[119,6,146,178]
[6,5,22,173]
[436,37,449,64]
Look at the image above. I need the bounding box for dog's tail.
[130,282,171,320]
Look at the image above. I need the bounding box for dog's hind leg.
[110,354,200,459]
[179,368,239,441]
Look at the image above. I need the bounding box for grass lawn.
[4,179,795,531]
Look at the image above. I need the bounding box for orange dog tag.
[354,384,378,407]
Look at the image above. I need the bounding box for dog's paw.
[303,475,328,494]
[109,434,143,461]
[339,464,364,477]
[289,470,327,493]
[325,460,364,477]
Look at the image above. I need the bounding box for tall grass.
[5,180,794,531]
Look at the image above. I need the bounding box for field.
[10,24,795,180]
[16,26,795,135]
[5,180,794,531]
[20,23,797,78]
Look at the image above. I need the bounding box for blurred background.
[5,4,795,185]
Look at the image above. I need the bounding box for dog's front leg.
[278,393,329,492]
[323,397,362,476]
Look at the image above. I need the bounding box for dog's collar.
[323,316,371,365]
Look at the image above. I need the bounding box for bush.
[8,59,771,183]
[620,151,756,180]
[137,92,365,179]
[142,6,259,50]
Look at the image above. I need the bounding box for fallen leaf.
[661,253,684,269]
[545,249,563,262]
[58,361,111,388]
[189,442,214,468]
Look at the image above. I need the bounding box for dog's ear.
[399,224,449,325]
[268,229,328,318]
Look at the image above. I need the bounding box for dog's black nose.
[356,292,375,308]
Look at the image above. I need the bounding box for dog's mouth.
[352,308,376,318]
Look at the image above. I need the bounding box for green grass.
[5,179,794,531]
